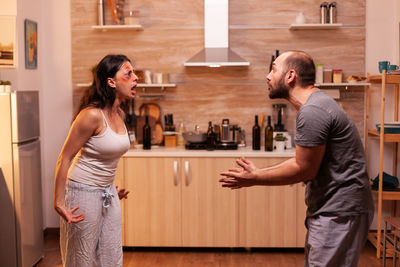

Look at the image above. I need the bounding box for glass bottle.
[143,115,151,150]
[269,55,275,72]
[206,121,215,151]
[265,116,273,151]
[252,115,260,150]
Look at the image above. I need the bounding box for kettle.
[220,119,238,143]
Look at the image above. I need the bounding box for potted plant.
[275,133,287,152]
[4,81,11,92]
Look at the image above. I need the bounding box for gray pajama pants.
[304,212,373,267]
[60,180,122,267]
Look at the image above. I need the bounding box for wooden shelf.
[289,23,343,30]
[368,129,400,142]
[371,189,400,200]
[137,83,176,88]
[75,83,176,89]
[368,232,395,257]
[315,82,370,87]
[91,24,143,31]
[365,71,400,258]
[368,74,400,84]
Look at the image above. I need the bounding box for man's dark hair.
[283,51,315,87]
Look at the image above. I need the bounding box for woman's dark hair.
[283,51,315,87]
[73,54,131,120]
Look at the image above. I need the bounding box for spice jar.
[333,69,343,83]
[315,63,323,84]
[323,69,332,83]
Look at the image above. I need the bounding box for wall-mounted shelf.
[137,83,176,88]
[289,23,343,30]
[75,83,176,91]
[91,24,143,31]
[315,82,370,87]
[316,83,370,100]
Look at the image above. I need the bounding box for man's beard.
[268,75,290,99]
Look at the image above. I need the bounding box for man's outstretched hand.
[219,157,258,189]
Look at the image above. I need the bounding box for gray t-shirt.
[295,90,374,218]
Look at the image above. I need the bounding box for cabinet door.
[296,183,307,247]
[238,158,299,247]
[123,157,182,246]
[114,159,125,241]
[181,157,239,247]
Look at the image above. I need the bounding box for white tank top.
[68,109,130,187]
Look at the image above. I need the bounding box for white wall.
[366,0,400,181]
[0,0,72,228]
[366,0,400,228]
[40,1,72,228]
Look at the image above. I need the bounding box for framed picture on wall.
[0,16,16,68]
[24,19,38,69]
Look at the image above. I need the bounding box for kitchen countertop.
[123,146,295,158]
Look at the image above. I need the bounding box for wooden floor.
[35,231,389,267]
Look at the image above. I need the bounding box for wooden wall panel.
[71,0,366,141]
[230,0,365,26]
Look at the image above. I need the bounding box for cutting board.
[136,103,163,145]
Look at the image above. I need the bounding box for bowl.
[182,131,207,143]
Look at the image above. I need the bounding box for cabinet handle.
[185,161,190,186]
[173,160,180,186]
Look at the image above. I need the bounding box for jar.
[333,69,343,83]
[124,10,140,25]
[323,69,333,83]
[315,63,323,84]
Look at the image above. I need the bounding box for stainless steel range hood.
[184,0,250,67]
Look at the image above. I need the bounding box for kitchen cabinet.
[365,71,400,258]
[121,157,238,247]
[238,158,306,247]
[123,157,182,246]
[118,154,307,248]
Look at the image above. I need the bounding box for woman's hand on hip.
[55,205,85,223]
[116,185,130,200]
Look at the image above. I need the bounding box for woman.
[54,54,137,266]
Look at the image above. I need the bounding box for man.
[219,51,374,267]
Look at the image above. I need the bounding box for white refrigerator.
[0,91,44,267]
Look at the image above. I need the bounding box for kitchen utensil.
[107,0,120,24]
[272,104,287,131]
[137,103,163,145]
[220,119,232,143]
[258,113,265,128]
[97,0,105,25]
[183,125,207,143]
[329,2,337,24]
[320,2,329,24]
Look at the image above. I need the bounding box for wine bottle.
[252,115,260,150]
[269,55,275,72]
[143,115,151,150]
[206,121,215,151]
[265,116,273,151]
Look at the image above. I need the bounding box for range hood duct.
[184,0,250,67]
